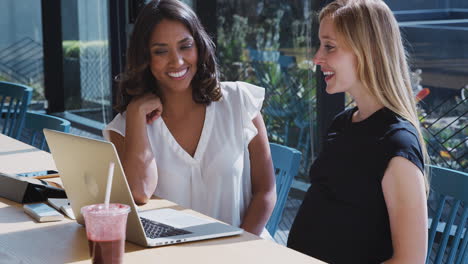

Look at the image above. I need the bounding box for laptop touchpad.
[140,208,215,228]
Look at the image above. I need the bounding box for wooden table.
[0,133,323,263]
[0,133,57,174]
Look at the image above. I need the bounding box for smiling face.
[148,19,198,95]
[313,16,361,95]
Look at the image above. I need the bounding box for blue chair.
[0,81,32,138]
[266,143,302,236]
[247,48,296,69]
[21,112,71,151]
[427,165,468,264]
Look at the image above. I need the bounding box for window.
[0,0,45,106]
[216,0,316,179]
[392,0,468,171]
[61,0,112,131]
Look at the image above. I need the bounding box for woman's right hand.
[127,93,163,124]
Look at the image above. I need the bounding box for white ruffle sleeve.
[102,112,127,140]
[236,81,265,144]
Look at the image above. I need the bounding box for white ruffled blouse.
[103,81,265,229]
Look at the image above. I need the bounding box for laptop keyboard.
[140,217,191,239]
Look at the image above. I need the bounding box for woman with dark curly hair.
[103,0,276,238]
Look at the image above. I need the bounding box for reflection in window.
[217,0,316,178]
[61,0,111,128]
[0,0,44,104]
[392,1,468,171]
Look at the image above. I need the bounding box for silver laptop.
[43,129,243,247]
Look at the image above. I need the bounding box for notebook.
[43,129,243,247]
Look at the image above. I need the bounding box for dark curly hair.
[115,0,221,113]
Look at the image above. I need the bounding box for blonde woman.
[287,0,428,263]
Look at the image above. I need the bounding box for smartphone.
[24,203,64,222]
[16,170,59,177]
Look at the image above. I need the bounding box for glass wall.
[180,0,195,7]
[0,0,44,104]
[216,0,316,180]
[391,0,468,171]
[61,0,112,128]
[344,0,467,171]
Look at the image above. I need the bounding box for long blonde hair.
[319,0,429,192]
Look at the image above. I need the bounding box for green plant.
[63,40,81,58]
[253,10,283,51]
[217,2,318,179]
[424,120,468,172]
[292,19,309,50]
[217,15,252,81]
[62,40,108,59]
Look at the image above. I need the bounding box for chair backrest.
[427,165,468,264]
[0,81,32,138]
[266,143,302,236]
[248,48,296,69]
[22,112,71,151]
